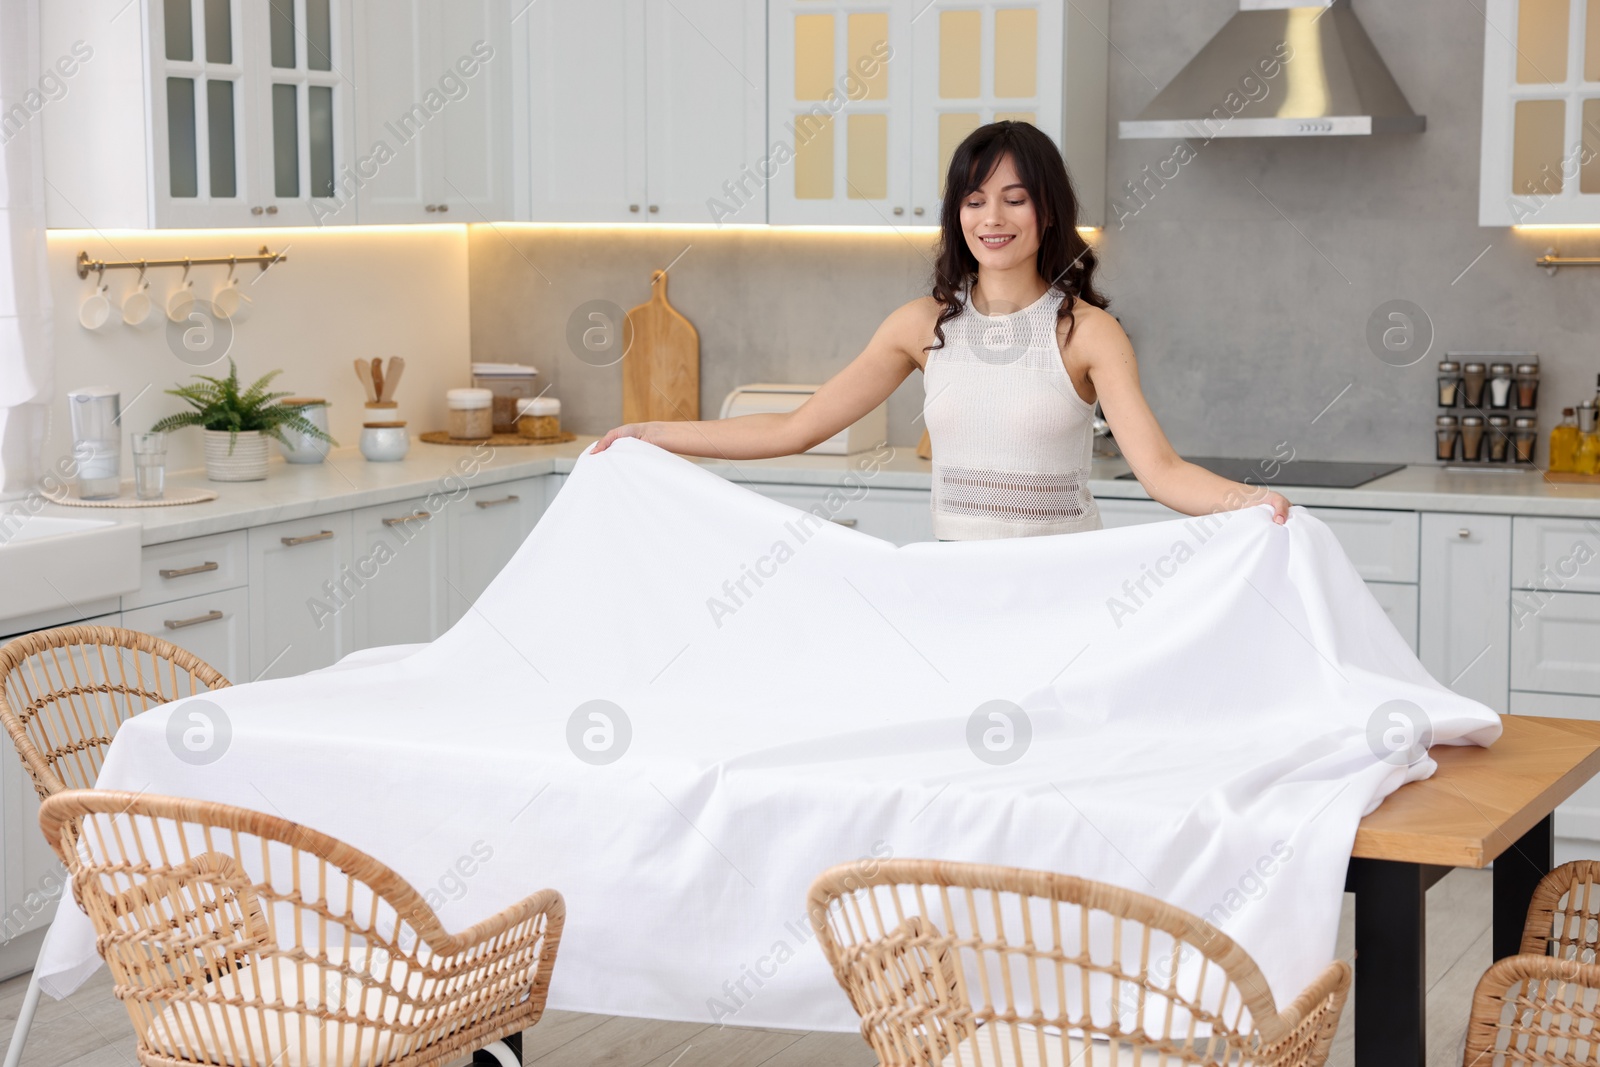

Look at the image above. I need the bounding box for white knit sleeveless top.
[923,286,1102,540]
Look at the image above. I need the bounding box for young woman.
[593,121,1291,540]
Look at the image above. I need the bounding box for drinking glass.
[131,432,167,501]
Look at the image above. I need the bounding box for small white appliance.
[718,383,887,456]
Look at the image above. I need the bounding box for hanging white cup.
[166,279,197,323]
[79,283,112,331]
[212,277,254,323]
[120,280,159,331]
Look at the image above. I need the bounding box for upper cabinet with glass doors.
[42,0,350,228]
[767,0,1107,227]
[1481,0,1600,224]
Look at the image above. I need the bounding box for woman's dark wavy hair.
[928,120,1108,353]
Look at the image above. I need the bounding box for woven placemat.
[43,483,219,507]
[418,431,577,447]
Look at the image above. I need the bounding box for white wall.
[45,225,471,476]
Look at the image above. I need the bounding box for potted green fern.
[151,361,334,482]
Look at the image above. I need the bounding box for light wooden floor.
[0,870,1492,1067]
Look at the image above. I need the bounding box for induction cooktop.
[1114,456,1405,489]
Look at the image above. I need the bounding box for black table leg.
[1349,859,1432,1067]
[1493,813,1554,960]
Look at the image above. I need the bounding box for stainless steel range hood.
[1118,0,1424,139]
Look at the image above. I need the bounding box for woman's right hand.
[590,422,654,453]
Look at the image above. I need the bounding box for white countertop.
[18,436,1600,546]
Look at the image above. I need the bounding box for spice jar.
[1513,415,1538,464]
[516,396,562,440]
[1516,363,1540,409]
[1487,363,1515,409]
[1487,414,1512,461]
[1436,360,1462,407]
[1460,414,1485,461]
[446,388,493,439]
[1435,414,1460,462]
[1462,362,1488,408]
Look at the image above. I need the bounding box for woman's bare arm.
[591,298,931,459]
[1076,309,1291,523]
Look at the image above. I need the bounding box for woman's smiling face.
[960,154,1043,271]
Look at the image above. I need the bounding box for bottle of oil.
[1550,407,1580,472]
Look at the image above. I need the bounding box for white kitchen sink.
[0,513,141,623]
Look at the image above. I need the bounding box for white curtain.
[0,0,53,498]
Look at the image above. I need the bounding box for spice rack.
[1434,353,1539,469]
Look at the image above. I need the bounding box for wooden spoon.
[371,358,384,404]
[355,359,376,403]
[382,357,405,403]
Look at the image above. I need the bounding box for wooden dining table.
[1346,714,1600,1066]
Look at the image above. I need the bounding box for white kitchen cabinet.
[350,0,513,224]
[43,0,353,228]
[123,587,250,683]
[1510,690,1600,840]
[247,512,354,680]
[350,496,449,647]
[1366,581,1419,655]
[1419,513,1512,712]
[525,0,765,224]
[1479,0,1600,225]
[767,0,1106,226]
[1094,498,1183,528]
[446,477,549,624]
[1513,515,1600,595]
[1511,590,1600,697]
[125,531,249,610]
[1303,507,1418,584]
[749,482,935,545]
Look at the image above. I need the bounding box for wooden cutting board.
[623,270,699,423]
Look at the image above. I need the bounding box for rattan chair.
[40,789,564,1067]
[0,624,231,1067]
[808,859,1351,1066]
[0,624,231,798]
[1461,860,1600,1065]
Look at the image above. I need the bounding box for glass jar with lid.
[1462,362,1488,408]
[1436,360,1462,407]
[1513,415,1538,464]
[1435,414,1460,462]
[1516,363,1540,409]
[1487,363,1515,409]
[1460,414,1486,461]
[1487,414,1512,461]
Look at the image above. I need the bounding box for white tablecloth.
[36,439,1500,1030]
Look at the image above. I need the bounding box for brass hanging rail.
[75,245,287,280]
[1538,247,1600,275]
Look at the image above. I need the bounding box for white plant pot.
[203,430,270,482]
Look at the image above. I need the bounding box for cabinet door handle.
[425,203,438,212]
[649,204,659,213]
[629,204,641,212]
[1457,527,1471,539]
[159,561,219,579]
[382,510,432,526]
[831,518,858,527]
[265,205,278,215]
[436,203,448,212]
[475,495,520,509]
[893,206,905,216]
[164,610,224,630]
[913,207,925,216]
[281,530,334,546]
[250,205,264,215]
